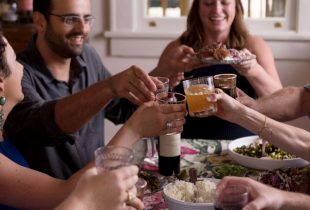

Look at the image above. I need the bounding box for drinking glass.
[214,74,237,98]
[214,185,249,210]
[155,76,169,94]
[136,177,148,199]
[94,145,134,173]
[155,91,186,135]
[182,76,217,117]
[155,92,186,176]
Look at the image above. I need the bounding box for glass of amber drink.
[183,76,217,117]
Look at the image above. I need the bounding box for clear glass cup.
[155,91,186,135]
[214,185,249,210]
[94,145,134,173]
[182,76,217,117]
[155,76,169,94]
[214,74,237,98]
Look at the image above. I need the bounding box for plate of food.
[228,136,309,170]
[163,178,219,210]
[196,43,256,65]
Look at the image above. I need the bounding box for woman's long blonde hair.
[180,0,249,50]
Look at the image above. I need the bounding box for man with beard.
[4,0,159,179]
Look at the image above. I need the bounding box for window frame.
[105,0,310,57]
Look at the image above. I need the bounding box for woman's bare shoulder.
[245,35,270,53]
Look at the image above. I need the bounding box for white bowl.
[163,179,217,210]
[228,136,309,170]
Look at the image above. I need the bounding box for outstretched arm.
[217,176,310,210]
[108,101,187,147]
[211,89,310,161]
[233,36,282,96]
[0,153,92,209]
[237,86,310,121]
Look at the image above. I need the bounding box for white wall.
[91,0,310,142]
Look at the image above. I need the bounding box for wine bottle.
[158,133,180,176]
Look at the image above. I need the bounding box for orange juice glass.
[183,76,217,117]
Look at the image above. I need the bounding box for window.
[147,0,287,18]
[147,0,192,17]
[105,0,310,57]
[144,0,294,32]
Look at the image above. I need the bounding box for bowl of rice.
[163,179,218,210]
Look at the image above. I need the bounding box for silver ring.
[126,191,135,203]
[166,121,173,129]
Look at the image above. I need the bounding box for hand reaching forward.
[153,43,201,77]
[216,176,285,210]
[125,101,187,142]
[232,49,258,77]
[107,65,158,105]
[56,166,144,210]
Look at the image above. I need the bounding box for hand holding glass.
[214,185,249,210]
[155,76,169,94]
[183,76,217,117]
[94,145,134,173]
[155,92,186,135]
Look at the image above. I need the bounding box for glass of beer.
[214,74,237,98]
[182,76,217,117]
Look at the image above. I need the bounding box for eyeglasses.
[47,13,95,26]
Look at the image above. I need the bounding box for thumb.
[236,88,247,98]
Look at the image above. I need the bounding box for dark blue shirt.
[175,64,255,140]
[0,138,28,209]
[4,35,135,179]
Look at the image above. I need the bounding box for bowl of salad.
[228,136,309,170]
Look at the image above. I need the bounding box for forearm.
[245,63,282,97]
[255,86,308,121]
[55,80,114,133]
[280,191,310,210]
[107,119,141,148]
[232,106,310,161]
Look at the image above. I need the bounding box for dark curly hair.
[0,34,11,79]
[180,0,249,50]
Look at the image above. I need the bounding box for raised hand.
[57,166,144,210]
[151,42,201,77]
[129,101,187,138]
[107,65,157,105]
[232,49,258,77]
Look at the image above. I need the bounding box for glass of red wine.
[214,185,249,210]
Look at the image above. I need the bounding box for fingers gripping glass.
[47,13,95,26]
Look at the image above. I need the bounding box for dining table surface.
[139,138,310,210]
